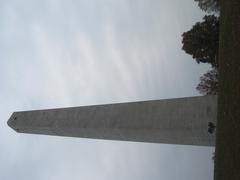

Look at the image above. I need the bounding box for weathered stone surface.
[8,95,217,146]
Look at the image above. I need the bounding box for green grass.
[214,0,240,179]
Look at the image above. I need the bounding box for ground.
[214,0,240,180]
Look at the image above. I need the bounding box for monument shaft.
[8,96,217,146]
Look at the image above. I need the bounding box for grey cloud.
[0,0,214,180]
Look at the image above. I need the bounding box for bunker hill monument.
[8,95,217,146]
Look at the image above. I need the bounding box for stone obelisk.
[7,95,217,146]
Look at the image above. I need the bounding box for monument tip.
[7,113,19,132]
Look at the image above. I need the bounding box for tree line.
[182,0,220,95]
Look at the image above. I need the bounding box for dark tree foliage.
[196,68,218,95]
[182,15,219,67]
[194,0,220,13]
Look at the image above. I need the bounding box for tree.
[196,68,218,95]
[194,0,220,13]
[182,15,219,67]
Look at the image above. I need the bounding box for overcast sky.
[0,0,214,180]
